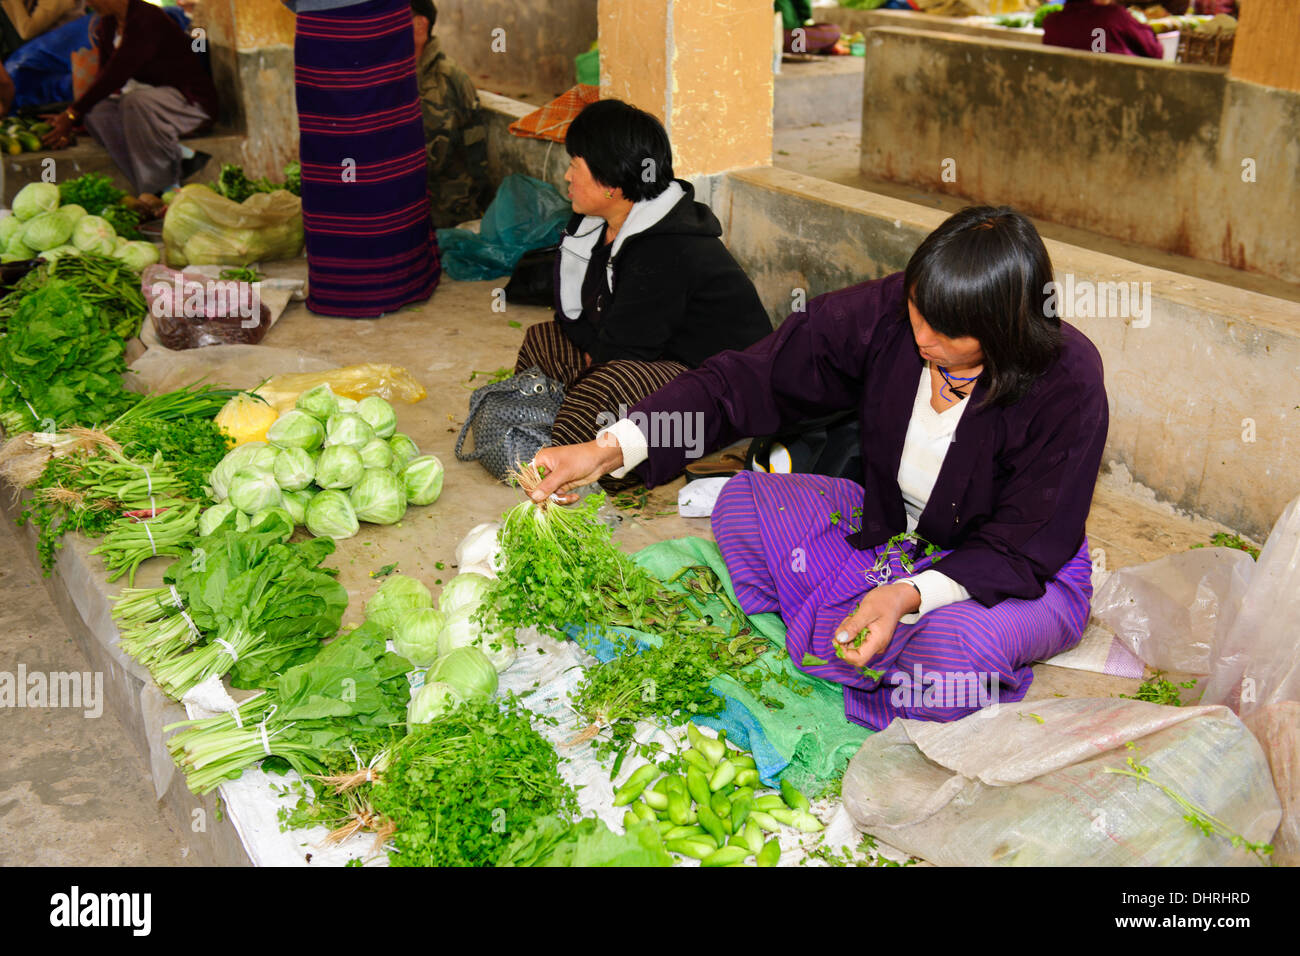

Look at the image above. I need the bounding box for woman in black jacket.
[514,99,771,472]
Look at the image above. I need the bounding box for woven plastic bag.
[841,697,1281,866]
[163,184,304,268]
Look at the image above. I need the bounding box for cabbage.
[114,235,129,252]
[356,395,397,440]
[228,467,282,514]
[438,605,516,673]
[366,574,433,634]
[198,503,238,536]
[267,409,325,452]
[12,182,59,221]
[60,203,87,223]
[113,240,161,271]
[336,396,359,414]
[402,455,444,506]
[249,506,294,530]
[426,646,498,701]
[350,467,405,525]
[304,489,359,540]
[358,438,392,470]
[314,444,364,489]
[439,572,493,615]
[38,244,79,261]
[208,442,279,501]
[295,383,338,422]
[272,446,316,491]
[280,488,314,525]
[71,215,116,255]
[324,412,375,450]
[388,433,420,470]
[455,522,502,578]
[392,607,446,667]
[0,215,22,245]
[4,237,34,260]
[22,210,74,251]
[407,681,463,729]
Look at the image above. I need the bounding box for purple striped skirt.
[712,471,1092,729]
[294,0,439,317]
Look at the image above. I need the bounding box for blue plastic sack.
[435,174,571,281]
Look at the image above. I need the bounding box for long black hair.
[904,205,1061,407]
[564,99,674,202]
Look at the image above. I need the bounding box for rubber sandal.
[684,453,747,482]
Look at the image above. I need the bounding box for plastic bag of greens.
[162,183,303,268]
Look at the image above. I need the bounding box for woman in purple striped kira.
[531,206,1109,729]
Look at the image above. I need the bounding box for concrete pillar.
[1229,0,1300,93]
[598,0,772,179]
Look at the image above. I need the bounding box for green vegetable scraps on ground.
[466,367,513,385]
[1105,742,1272,861]
[803,832,917,868]
[370,563,398,578]
[219,266,264,283]
[1190,532,1260,561]
[1121,671,1198,707]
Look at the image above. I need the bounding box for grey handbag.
[454,366,566,481]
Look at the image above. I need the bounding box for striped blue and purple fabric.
[293,0,439,317]
[713,471,1093,729]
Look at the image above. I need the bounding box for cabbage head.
[407,681,463,730]
[249,506,294,531]
[71,215,116,255]
[401,455,444,506]
[438,605,516,673]
[12,182,59,221]
[365,573,433,634]
[60,204,87,223]
[280,488,314,525]
[324,412,375,450]
[314,444,364,489]
[295,383,338,422]
[0,215,23,245]
[22,210,74,251]
[267,409,325,452]
[209,442,279,501]
[198,503,238,536]
[228,467,282,514]
[113,240,161,271]
[358,438,392,470]
[304,489,359,540]
[356,396,397,440]
[350,467,406,525]
[272,446,316,491]
[427,646,498,701]
[388,433,420,470]
[392,607,446,667]
[439,572,492,615]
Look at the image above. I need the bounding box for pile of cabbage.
[365,571,513,729]
[2,182,160,269]
[200,384,445,541]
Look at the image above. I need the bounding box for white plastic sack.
[841,697,1280,866]
[1090,547,1253,674]
[1242,702,1300,867]
[1200,494,1300,717]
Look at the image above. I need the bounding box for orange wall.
[1230,0,1300,93]
[235,0,297,48]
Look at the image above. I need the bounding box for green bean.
[664,824,708,843]
[686,766,712,806]
[613,763,661,806]
[756,839,781,867]
[709,759,737,792]
[702,845,751,867]
[755,794,786,812]
[666,838,714,861]
[781,778,812,812]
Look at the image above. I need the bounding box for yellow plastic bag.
[162,184,304,268]
[254,363,427,414]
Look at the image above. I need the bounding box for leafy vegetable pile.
[0,253,151,339]
[57,172,126,216]
[166,620,410,794]
[495,814,673,867]
[212,162,301,203]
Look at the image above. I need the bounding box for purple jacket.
[630,272,1110,607]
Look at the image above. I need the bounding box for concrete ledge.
[813,4,1046,46]
[858,26,1300,285]
[481,90,571,194]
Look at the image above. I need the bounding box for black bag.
[504,245,559,307]
[454,366,566,481]
[744,410,863,482]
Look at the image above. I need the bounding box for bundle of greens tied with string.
[483,463,771,763]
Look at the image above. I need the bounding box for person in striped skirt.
[529,207,1110,728]
[285,0,439,318]
[515,99,771,480]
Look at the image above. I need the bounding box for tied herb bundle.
[114,511,348,697]
[165,621,410,795]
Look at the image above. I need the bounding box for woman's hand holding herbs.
[530,438,624,503]
[833,582,920,672]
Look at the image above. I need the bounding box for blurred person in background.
[410,0,490,228]
[1042,0,1165,58]
[38,0,216,193]
[283,0,439,317]
[0,0,84,60]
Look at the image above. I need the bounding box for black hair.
[904,205,1061,407]
[410,0,437,31]
[564,99,674,202]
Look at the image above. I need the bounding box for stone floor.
[0,268,1254,865]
